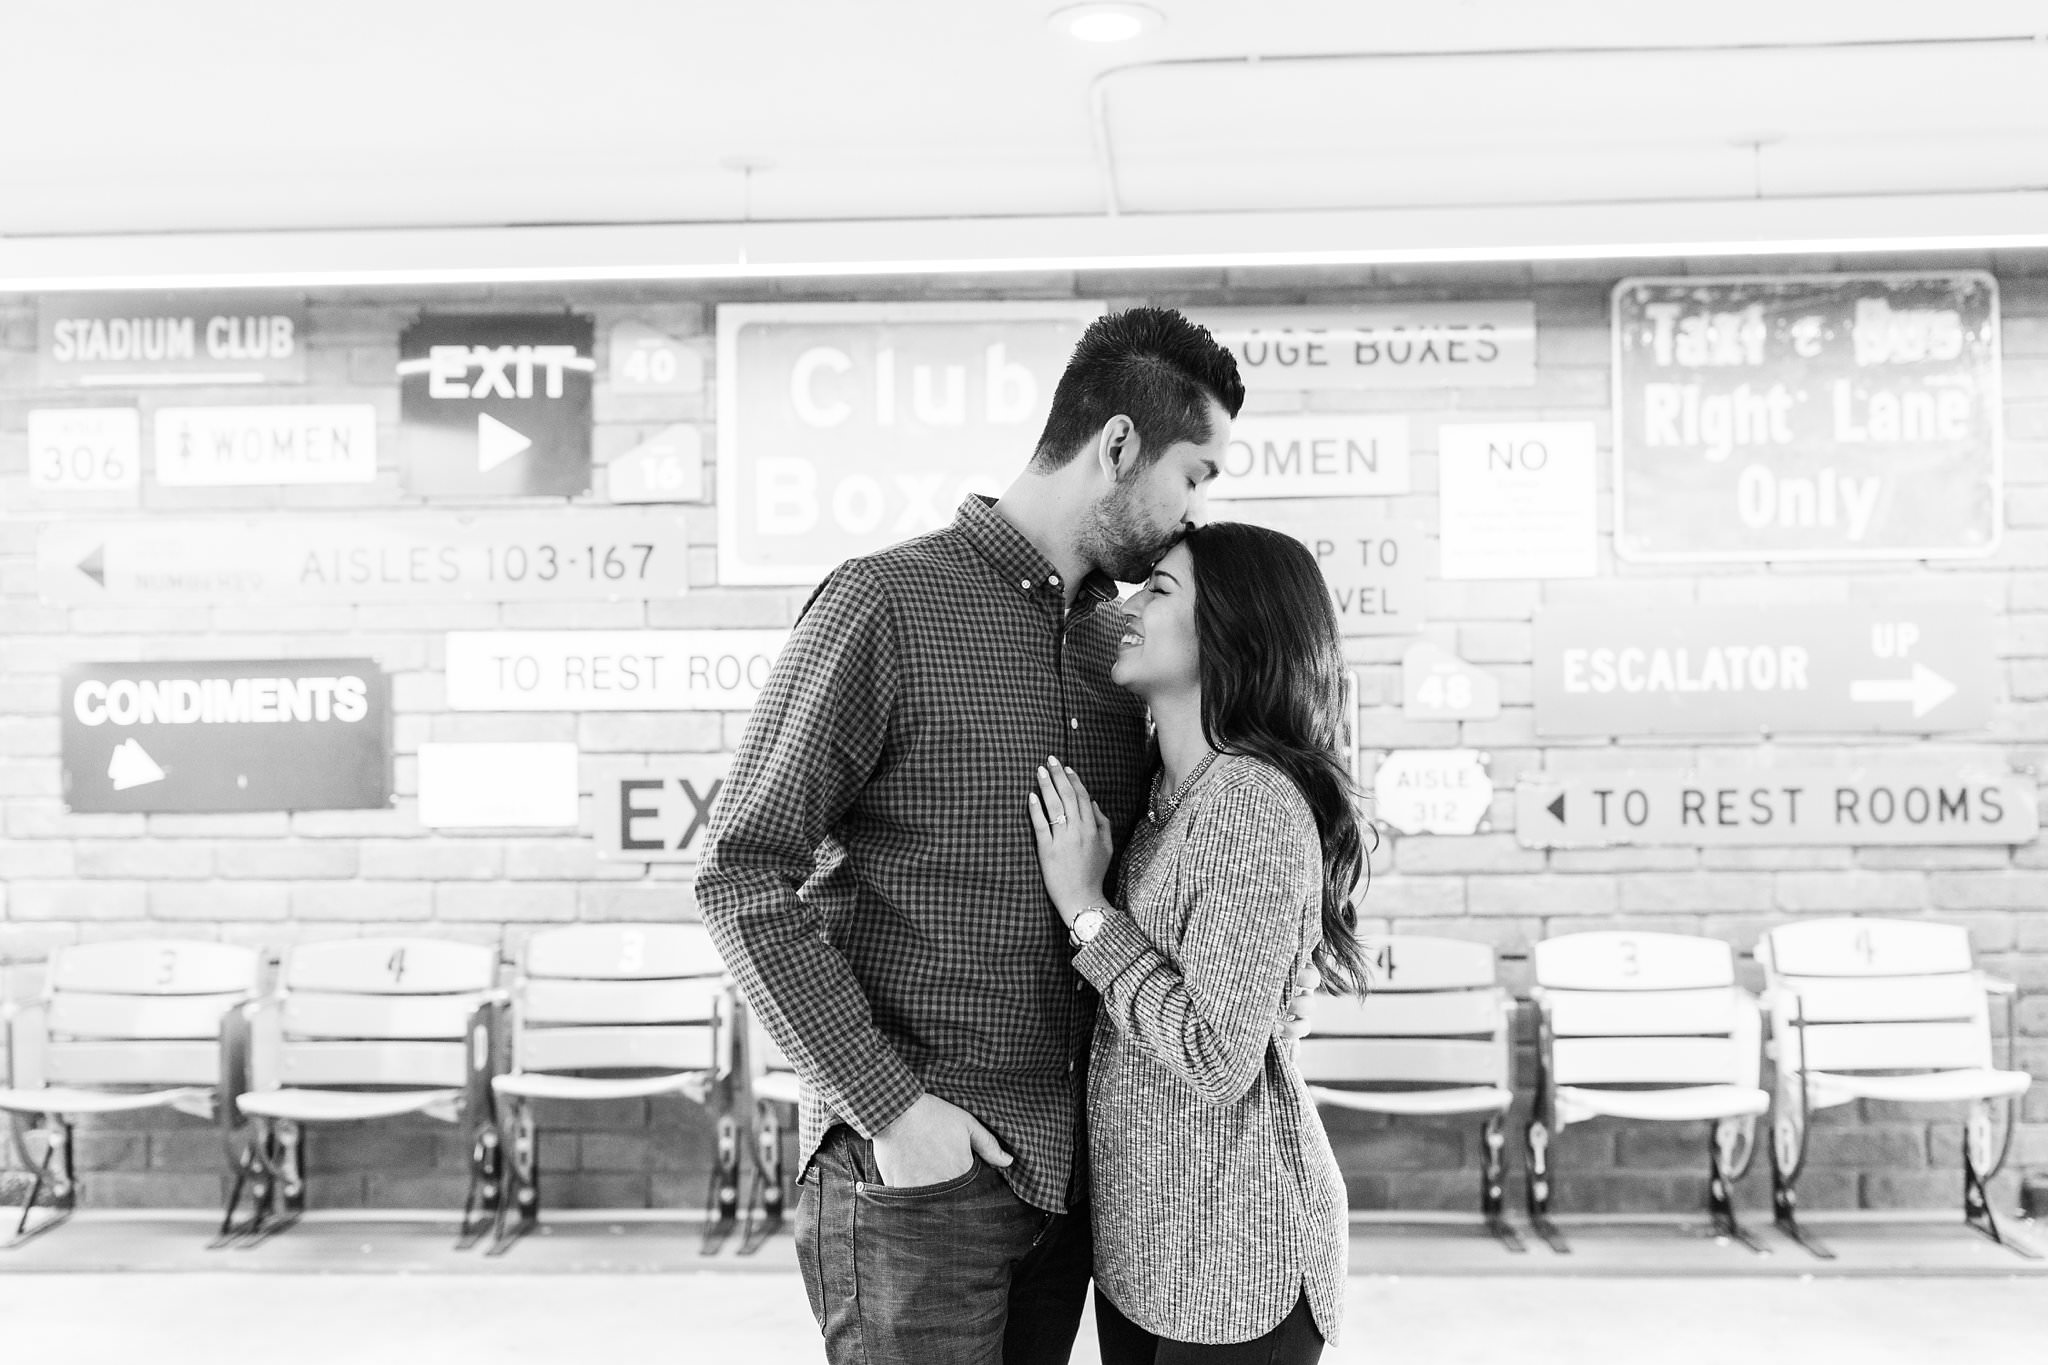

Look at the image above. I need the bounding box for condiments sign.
[38,291,307,387]
[1612,273,2001,562]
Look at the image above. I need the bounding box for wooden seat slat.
[49,941,259,997]
[46,1041,219,1087]
[1535,932,1735,992]
[1783,1020,1991,1073]
[1762,918,1973,977]
[1773,974,1984,1024]
[47,991,247,1041]
[522,977,723,1026]
[518,1025,715,1074]
[1551,1036,1747,1086]
[1303,989,1506,1038]
[276,1040,469,1088]
[284,938,496,996]
[282,991,484,1041]
[1294,1037,1506,1087]
[523,924,725,981]
[1360,937,1497,992]
[1545,987,1745,1038]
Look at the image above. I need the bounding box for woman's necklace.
[1148,748,1221,824]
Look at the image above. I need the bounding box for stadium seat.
[1527,931,1769,1253]
[1758,918,2037,1259]
[220,938,500,1247]
[1296,936,1523,1250]
[0,940,261,1246]
[483,924,738,1256]
[738,997,803,1252]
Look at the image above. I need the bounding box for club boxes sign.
[154,405,377,486]
[400,314,596,497]
[593,757,734,862]
[1612,274,2002,562]
[36,512,690,604]
[61,659,390,813]
[1208,499,1425,636]
[1193,304,1535,390]
[1516,766,2039,848]
[38,291,307,387]
[445,631,788,711]
[1373,750,1494,836]
[1532,603,1995,736]
[717,301,1102,584]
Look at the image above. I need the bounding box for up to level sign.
[1207,498,1425,636]
[1533,603,1995,736]
[1516,766,2039,848]
[400,314,595,497]
[61,659,390,813]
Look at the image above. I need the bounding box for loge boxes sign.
[716,301,1102,584]
[61,659,390,813]
[1612,273,2002,562]
[400,314,596,497]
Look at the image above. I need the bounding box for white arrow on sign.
[477,412,533,472]
[1849,663,1958,719]
[108,738,165,790]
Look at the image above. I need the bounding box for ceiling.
[7,0,2048,241]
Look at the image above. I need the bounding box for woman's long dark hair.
[1183,521,1371,997]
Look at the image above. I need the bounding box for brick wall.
[2,255,2044,1219]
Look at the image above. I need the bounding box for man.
[699,307,1244,1364]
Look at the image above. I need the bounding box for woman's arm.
[1075,772,1313,1106]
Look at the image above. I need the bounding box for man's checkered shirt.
[698,497,1150,1213]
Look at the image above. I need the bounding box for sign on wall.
[608,320,704,395]
[445,631,788,711]
[418,743,579,828]
[1439,421,1598,580]
[1213,415,1410,499]
[1208,499,1426,636]
[602,423,705,503]
[27,409,141,500]
[1516,766,2039,847]
[592,757,735,862]
[38,291,307,387]
[37,511,690,604]
[154,405,378,486]
[61,658,390,813]
[1403,641,1502,721]
[400,314,596,497]
[1612,273,2002,562]
[1532,603,1995,736]
[717,300,1102,584]
[1373,749,1494,836]
[1193,303,1536,389]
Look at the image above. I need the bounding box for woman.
[1028,520,1369,1365]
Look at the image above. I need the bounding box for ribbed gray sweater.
[1073,753,1348,1346]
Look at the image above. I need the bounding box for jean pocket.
[856,1157,984,1203]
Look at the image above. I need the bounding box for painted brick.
[149,882,293,921]
[359,839,504,880]
[1468,875,1617,917]
[73,840,213,879]
[8,880,149,921]
[1773,871,1928,912]
[435,882,578,922]
[577,713,724,753]
[215,842,362,879]
[1360,876,1465,918]
[1391,834,1543,875]
[1618,872,1776,914]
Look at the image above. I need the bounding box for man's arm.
[697,560,924,1137]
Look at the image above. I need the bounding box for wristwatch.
[1068,905,1110,948]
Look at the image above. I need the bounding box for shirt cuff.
[1072,909,1155,991]
[834,1063,926,1140]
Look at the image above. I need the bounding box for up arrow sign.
[477,412,533,472]
[108,738,166,791]
[1849,663,1958,719]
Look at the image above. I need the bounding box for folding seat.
[1757,917,2036,1259]
[0,940,260,1246]
[483,923,738,1255]
[739,998,803,1252]
[220,937,500,1246]
[1526,931,1769,1253]
[1296,936,1522,1249]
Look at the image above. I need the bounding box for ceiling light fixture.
[1049,3,1162,44]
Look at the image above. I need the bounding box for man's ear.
[1096,415,1141,482]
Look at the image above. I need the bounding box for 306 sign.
[28,409,141,494]
[593,759,734,862]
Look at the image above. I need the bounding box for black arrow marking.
[76,546,106,588]
[1546,793,1566,822]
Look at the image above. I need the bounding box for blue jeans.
[796,1125,1092,1365]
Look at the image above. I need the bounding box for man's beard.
[1079,483,1181,583]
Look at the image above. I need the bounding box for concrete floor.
[1,1216,2043,1363]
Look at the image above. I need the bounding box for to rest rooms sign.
[717,301,1103,584]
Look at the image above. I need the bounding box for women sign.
[716,301,1102,584]
[1612,273,2001,562]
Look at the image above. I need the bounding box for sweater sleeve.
[1072,768,1314,1106]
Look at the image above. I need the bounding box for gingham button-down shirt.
[698,496,1149,1213]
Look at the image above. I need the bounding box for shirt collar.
[953,495,1119,607]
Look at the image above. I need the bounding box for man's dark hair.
[1030,307,1245,471]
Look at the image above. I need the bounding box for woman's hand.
[1027,757,1115,928]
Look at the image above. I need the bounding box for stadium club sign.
[61,659,391,813]
[38,291,308,386]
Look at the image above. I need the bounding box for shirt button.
[1019,579,1031,591]
[1049,574,1061,587]
[1069,717,1079,729]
